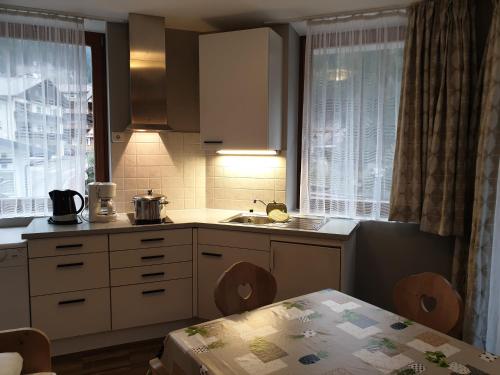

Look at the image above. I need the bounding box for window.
[0,12,107,217]
[300,15,407,220]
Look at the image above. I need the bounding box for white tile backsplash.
[111,132,286,213]
[111,132,206,213]
[205,153,286,212]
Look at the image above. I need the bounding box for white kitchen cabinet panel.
[271,241,341,301]
[109,244,192,269]
[198,228,269,251]
[111,278,192,330]
[109,228,192,251]
[28,235,108,258]
[199,27,282,151]
[197,245,270,320]
[31,288,110,340]
[110,261,192,286]
[29,252,109,296]
[0,248,30,330]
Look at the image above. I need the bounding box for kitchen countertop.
[20,209,359,241]
[0,226,27,250]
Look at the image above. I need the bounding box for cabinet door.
[271,241,341,301]
[199,28,270,150]
[198,245,269,320]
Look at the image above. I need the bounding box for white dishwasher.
[0,247,30,330]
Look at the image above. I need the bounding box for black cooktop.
[126,212,173,225]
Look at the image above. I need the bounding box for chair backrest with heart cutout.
[214,261,277,316]
[393,272,463,335]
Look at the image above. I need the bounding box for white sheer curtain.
[300,13,406,220]
[0,10,87,217]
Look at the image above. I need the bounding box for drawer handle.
[142,288,165,295]
[141,255,165,261]
[58,298,86,305]
[141,238,165,243]
[203,140,223,144]
[57,262,84,269]
[56,244,83,249]
[201,252,222,257]
[142,272,165,278]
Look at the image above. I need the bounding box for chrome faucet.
[253,199,287,214]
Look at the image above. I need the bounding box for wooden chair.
[0,328,51,374]
[393,272,463,335]
[148,262,277,374]
[214,261,277,316]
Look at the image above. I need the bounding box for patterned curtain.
[389,0,477,237]
[463,0,500,349]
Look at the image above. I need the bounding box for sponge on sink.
[268,209,290,223]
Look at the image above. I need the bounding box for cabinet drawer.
[28,235,108,258]
[197,245,270,320]
[198,229,269,251]
[110,229,192,251]
[29,252,109,296]
[111,278,192,330]
[31,288,110,340]
[111,262,192,286]
[110,245,192,269]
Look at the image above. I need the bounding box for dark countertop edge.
[21,221,359,241]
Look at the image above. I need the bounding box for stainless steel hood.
[128,13,171,131]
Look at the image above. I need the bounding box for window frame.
[298,27,405,219]
[85,31,110,182]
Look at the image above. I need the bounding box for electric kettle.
[48,189,84,225]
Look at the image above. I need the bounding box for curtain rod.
[265,4,408,24]
[0,3,122,23]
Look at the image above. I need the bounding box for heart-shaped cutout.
[238,283,253,300]
[420,294,437,312]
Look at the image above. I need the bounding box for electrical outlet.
[112,132,126,143]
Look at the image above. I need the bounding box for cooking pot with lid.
[132,190,169,223]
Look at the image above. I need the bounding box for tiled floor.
[52,338,163,375]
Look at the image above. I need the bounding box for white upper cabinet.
[199,28,283,151]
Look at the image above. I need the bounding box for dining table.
[161,289,499,374]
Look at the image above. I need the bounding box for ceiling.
[3,0,413,33]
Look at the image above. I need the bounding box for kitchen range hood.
[128,13,171,132]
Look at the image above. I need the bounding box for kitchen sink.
[220,213,328,231]
[223,214,275,225]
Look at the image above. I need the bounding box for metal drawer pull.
[56,244,83,249]
[58,298,86,305]
[57,262,84,268]
[142,272,165,278]
[201,252,222,257]
[203,140,223,144]
[141,255,165,260]
[141,238,165,243]
[142,288,165,295]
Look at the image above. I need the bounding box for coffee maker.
[88,182,118,222]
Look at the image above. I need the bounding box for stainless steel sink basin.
[223,214,275,225]
[221,213,328,231]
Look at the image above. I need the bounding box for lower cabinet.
[31,288,111,340]
[271,241,341,301]
[109,230,194,330]
[197,245,270,320]
[111,278,192,330]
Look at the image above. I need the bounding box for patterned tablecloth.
[162,289,499,375]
